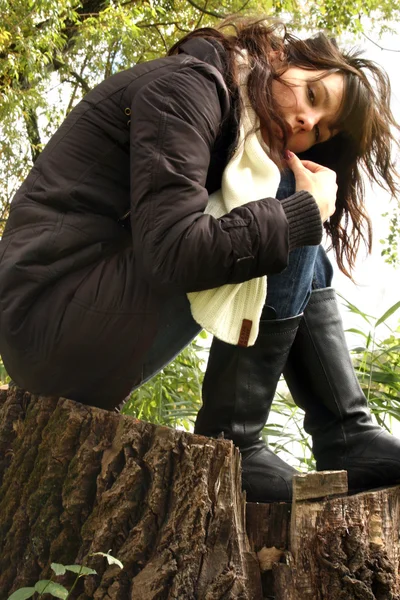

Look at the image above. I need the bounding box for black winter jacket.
[0,38,322,407]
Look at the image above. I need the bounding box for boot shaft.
[284,287,378,461]
[196,314,302,447]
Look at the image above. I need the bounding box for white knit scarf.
[187,52,281,346]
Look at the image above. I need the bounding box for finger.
[299,160,326,173]
[285,150,304,173]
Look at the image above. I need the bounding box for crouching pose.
[0,17,399,502]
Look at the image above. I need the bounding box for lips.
[273,122,293,140]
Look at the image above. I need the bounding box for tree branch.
[68,69,91,94]
[184,0,225,19]
[104,43,118,79]
[195,0,208,29]
[66,55,90,114]
[362,32,400,52]
[152,25,168,54]
[237,0,252,13]
[23,106,41,163]
[136,21,184,28]
[55,57,91,94]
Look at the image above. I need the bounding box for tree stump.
[0,386,262,600]
[2,385,400,600]
[247,471,400,599]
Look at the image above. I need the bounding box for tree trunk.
[0,386,262,600]
[247,471,400,600]
[2,385,400,600]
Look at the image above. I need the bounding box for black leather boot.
[195,314,302,503]
[284,287,400,493]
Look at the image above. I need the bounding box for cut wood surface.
[0,386,262,600]
[288,482,400,599]
[247,472,400,600]
[2,385,400,600]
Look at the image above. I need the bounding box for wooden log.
[0,386,262,600]
[3,385,400,600]
[247,471,400,600]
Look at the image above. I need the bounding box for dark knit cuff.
[280,191,323,251]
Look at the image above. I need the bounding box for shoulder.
[82,51,230,114]
[128,55,231,116]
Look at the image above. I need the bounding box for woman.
[0,18,398,502]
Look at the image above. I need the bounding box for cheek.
[272,80,297,111]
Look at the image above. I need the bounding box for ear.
[269,50,286,70]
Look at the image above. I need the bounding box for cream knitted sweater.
[187,55,281,347]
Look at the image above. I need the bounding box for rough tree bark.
[0,386,262,600]
[247,471,400,600]
[2,385,400,600]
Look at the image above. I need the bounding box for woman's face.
[271,68,345,153]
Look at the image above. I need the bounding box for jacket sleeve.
[129,61,321,293]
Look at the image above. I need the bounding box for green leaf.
[338,294,374,323]
[7,588,35,600]
[376,301,400,327]
[34,581,68,599]
[65,565,97,576]
[51,563,66,576]
[368,371,400,385]
[351,346,368,353]
[345,328,369,338]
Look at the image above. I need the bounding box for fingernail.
[284,150,294,160]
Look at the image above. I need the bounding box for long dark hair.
[169,17,399,278]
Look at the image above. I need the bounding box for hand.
[285,151,337,222]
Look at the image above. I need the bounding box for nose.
[297,111,318,131]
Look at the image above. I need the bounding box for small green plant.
[263,297,400,471]
[340,297,400,430]
[0,354,10,386]
[7,551,123,600]
[122,333,208,430]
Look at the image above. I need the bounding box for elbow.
[138,252,189,291]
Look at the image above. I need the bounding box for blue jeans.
[265,169,333,319]
[135,170,333,388]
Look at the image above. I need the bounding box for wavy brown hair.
[169,17,399,278]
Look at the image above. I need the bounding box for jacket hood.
[176,37,228,77]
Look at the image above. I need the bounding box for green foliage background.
[1,0,399,233]
[121,333,207,430]
[268,299,400,470]
[1,0,400,469]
